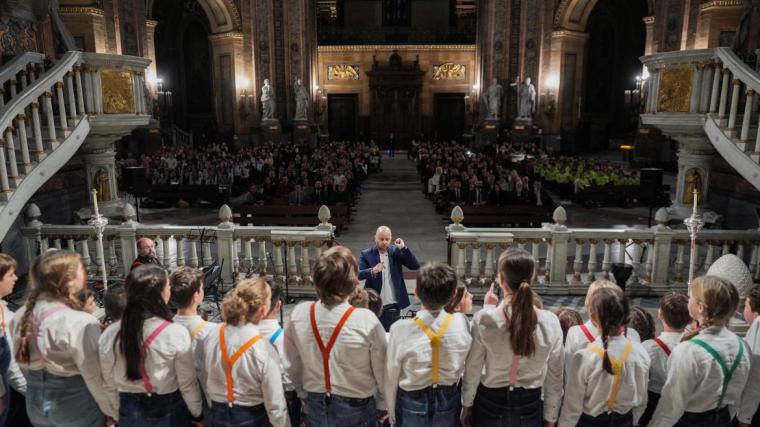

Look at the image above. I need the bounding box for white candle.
[692,189,698,212]
[91,189,99,217]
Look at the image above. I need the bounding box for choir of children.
[1,247,760,427]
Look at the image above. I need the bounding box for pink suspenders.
[139,320,172,395]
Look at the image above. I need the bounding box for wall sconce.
[543,74,559,117]
[237,76,253,117]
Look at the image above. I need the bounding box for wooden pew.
[135,184,229,206]
[453,204,555,227]
[234,205,350,233]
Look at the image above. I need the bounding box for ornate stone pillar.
[208,32,246,135]
[78,135,121,219]
[145,20,159,96]
[670,135,717,220]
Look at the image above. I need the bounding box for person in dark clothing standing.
[131,238,163,270]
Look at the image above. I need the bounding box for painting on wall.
[328,64,360,80]
[432,63,466,81]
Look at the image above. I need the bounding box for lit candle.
[692,188,698,213]
[91,189,99,217]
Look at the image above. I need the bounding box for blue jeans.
[396,385,460,427]
[577,411,632,427]
[209,401,270,427]
[0,336,10,427]
[307,392,376,427]
[26,370,105,427]
[472,384,542,427]
[119,390,191,427]
[675,407,736,427]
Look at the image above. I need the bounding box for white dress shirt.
[650,326,750,427]
[0,301,26,395]
[379,253,396,305]
[173,314,216,404]
[385,310,472,424]
[461,303,564,422]
[258,318,294,391]
[558,334,650,426]
[283,301,387,409]
[10,299,113,417]
[643,331,683,394]
[98,316,203,418]
[740,316,760,423]
[196,323,289,427]
[565,321,641,374]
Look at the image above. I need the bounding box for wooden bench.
[234,205,351,233]
[453,204,555,227]
[135,184,229,206]
[573,185,669,207]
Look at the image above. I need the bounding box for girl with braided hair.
[196,277,290,426]
[9,250,114,426]
[461,248,564,427]
[558,286,650,426]
[651,276,754,427]
[98,264,203,426]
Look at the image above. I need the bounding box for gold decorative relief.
[101,71,134,114]
[327,65,360,80]
[657,68,693,113]
[432,63,465,80]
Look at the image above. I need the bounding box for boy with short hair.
[636,292,690,426]
[385,262,472,426]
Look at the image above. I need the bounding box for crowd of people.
[416,141,552,211]
[118,140,384,206]
[534,156,640,193]
[1,234,760,427]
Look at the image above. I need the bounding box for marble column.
[78,134,121,219]
[669,135,717,220]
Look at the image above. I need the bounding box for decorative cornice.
[551,30,589,39]
[643,16,655,24]
[58,6,105,17]
[208,31,244,41]
[701,0,742,10]
[317,44,476,53]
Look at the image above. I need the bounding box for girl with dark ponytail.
[461,248,564,427]
[9,250,114,425]
[558,287,651,427]
[99,264,204,426]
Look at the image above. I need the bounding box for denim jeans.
[209,401,270,427]
[285,390,302,427]
[396,385,460,427]
[471,384,542,427]
[577,411,633,427]
[675,407,737,427]
[306,392,376,427]
[119,390,191,427]
[26,370,105,427]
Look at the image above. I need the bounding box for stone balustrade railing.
[21,204,335,293]
[446,206,760,297]
[0,52,46,108]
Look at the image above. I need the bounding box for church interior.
[0,0,760,426]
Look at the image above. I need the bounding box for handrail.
[0,52,45,85]
[714,47,760,95]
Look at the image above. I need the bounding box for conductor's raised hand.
[394,238,405,249]
[372,261,385,274]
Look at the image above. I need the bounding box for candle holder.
[684,189,704,293]
[88,189,109,290]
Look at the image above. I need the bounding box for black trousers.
[637,390,660,427]
[675,407,736,427]
[379,304,400,332]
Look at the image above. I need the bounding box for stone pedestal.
[292,119,312,144]
[511,117,534,146]
[667,136,722,225]
[480,119,500,141]
[261,119,282,142]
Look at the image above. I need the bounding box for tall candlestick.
[692,188,698,212]
[91,189,99,217]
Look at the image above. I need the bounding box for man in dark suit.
[358,226,420,331]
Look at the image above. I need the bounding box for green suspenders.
[690,336,745,410]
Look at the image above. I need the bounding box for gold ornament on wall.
[432,63,466,80]
[657,68,693,113]
[101,71,134,114]
[327,65,360,80]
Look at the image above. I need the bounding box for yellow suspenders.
[415,313,454,387]
[587,340,634,413]
[190,320,208,340]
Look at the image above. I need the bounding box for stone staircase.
[0,50,151,241]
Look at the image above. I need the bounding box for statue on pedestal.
[482,78,504,120]
[261,78,276,121]
[95,168,110,202]
[511,76,536,119]
[293,78,309,121]
[682,168,703,205]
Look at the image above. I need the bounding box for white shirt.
[98,316,203,418]
[643,331,683,394]
[385,310,472,424]
[0,301,25,396]
[258,318,293,391]
[379,253,395,305]
[10,299,113,417]
[173,314,216,403]
[650,326,750,427]
[558,334,650,425]
[740,316,760,423]
[196,323,289,427]
[461,303,564,422]
[565,321,641,374]
[283,301,387,408]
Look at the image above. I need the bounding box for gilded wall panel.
[432,63,466,80]
[657,68,693,113]
[101,71,134,114]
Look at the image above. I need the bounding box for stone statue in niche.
[95,168,110,202]
[261,78,276,120]
[293,78,309,121]
[482,78,504,120]
[682,168,703,205]
[511,76,536,118]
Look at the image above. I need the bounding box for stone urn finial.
[552,206,567,225]
[219,204,233,224]
[318,205,331,224]
[122,202,137,222]
[450,205,464,225]
[25,203,42,225]
[655,207,669,226]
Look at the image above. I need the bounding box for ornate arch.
[554,0,654,32]
[147,0,241,33]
